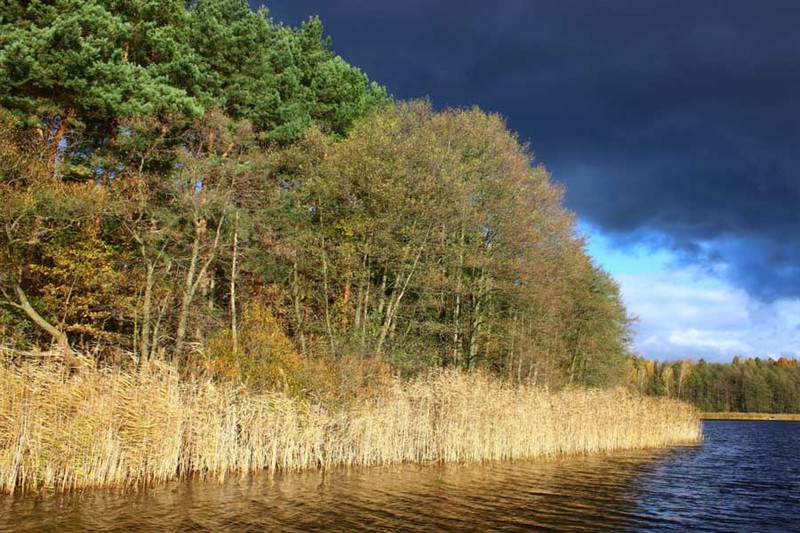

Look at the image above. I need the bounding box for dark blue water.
[2,420,798,532]
[629,421,800,532]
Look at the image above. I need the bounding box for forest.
[630,356,800,414]
[0,0,633,392]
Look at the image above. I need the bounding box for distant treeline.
[629,357,800,414]
[0,0,633,391]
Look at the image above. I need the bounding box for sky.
[261,1,800,362]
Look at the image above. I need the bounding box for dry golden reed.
[0,359,701,494]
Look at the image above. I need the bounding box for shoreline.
[0,361,702,495]
[701,412,800,421]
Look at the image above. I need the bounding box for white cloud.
[666,329,754,354]
[617,266,800,362]
[583,223,800,362]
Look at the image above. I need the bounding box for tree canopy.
[0,1,633,391]
[629,355,800,414]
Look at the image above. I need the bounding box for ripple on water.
[1,420,799,532]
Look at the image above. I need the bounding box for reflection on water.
[2,421,799,532]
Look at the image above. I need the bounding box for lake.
[2,420,798,532]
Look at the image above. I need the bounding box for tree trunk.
[291,257,306,355]
[342,278,351,330]
[361,275,371,343]
[354,247,370,342]
[354,282,363,333]
[376,270,388,320]
[151,291,171,360]
[13,284,69,352]
[175,220,203,353]
[176,216,223,356]
[49,108,73,175]
[376,228,430,358]
[139,261,155,362]
[320,237,335,353]
[467,296,482,371]
[452,226,465,367]
[230,213,239,355]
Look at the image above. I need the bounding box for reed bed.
[0,360,701,494]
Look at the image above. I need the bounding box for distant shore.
[701,412,800,421]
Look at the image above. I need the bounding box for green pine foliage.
[0,0,384,145]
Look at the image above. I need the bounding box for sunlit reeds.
[0,358,701,494]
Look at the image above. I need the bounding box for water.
[2,421,799,532]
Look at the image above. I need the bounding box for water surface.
[2,421,799,532]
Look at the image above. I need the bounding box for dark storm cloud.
[261,0,800,300]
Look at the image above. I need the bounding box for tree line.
[628,356,800,413]
[0,0,633,391]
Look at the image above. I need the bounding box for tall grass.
[0,358,701,494]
